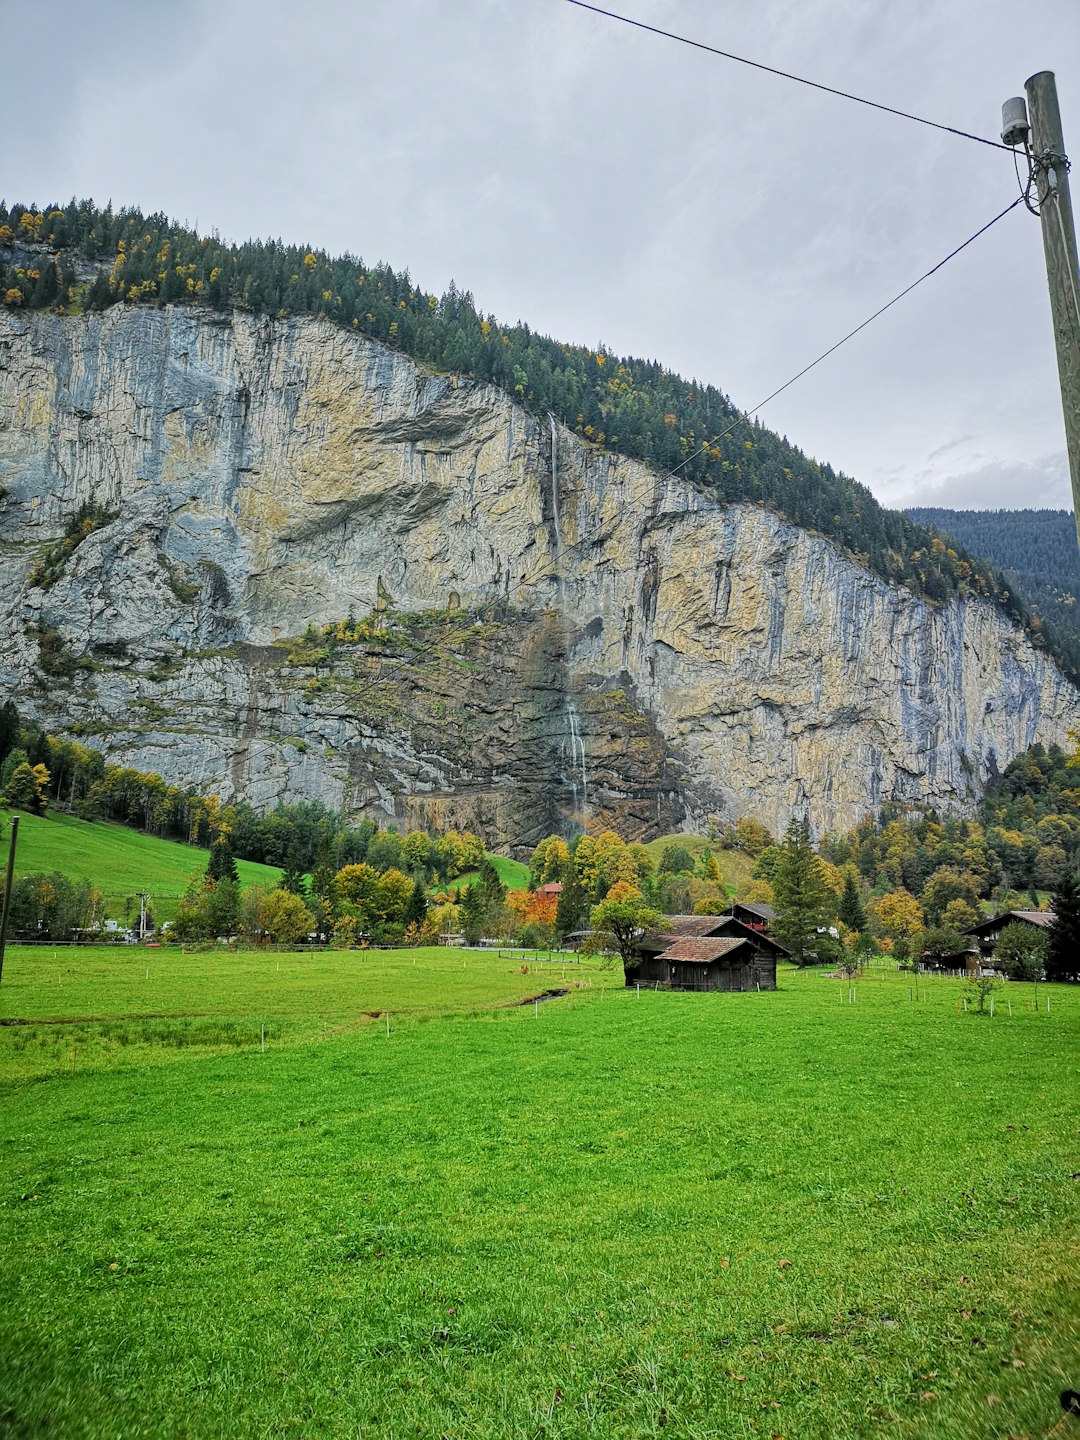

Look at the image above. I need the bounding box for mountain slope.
[1,199,1074,681]
[907,508,1079,650]
[0,303,1074,848]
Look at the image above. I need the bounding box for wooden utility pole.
[0,816,19,984]
[1024,72,1080,547]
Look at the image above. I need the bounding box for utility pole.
[1012,74,1080,547]
[0,816,19,984]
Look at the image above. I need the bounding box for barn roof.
[657,936,751,964]
[709,916,791,956]
[638,915,729,952]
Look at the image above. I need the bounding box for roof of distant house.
[966,909,1055,935]
[727,901,775,921]
[639,915,729,951]
[539,882,563,895]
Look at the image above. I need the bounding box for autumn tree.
[735,817,774,857]
[260,888,316,946]
[920,867,983,925]
[590,891,664,984]
[4,761,50,813]
[872,888,924,959]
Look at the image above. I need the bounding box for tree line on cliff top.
[1,198,1076,684]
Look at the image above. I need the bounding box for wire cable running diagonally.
[564,0,1014,154]
[667,195,1026,476]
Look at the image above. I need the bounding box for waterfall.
[549,414,586,816]
[549,413,562,555]
[566,701,588,812]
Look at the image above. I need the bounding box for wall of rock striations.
[0,304,1074,846]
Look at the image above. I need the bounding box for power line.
[564,0,1014,154]
[668,195,1026,476]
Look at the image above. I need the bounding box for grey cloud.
[893,452,1072,510]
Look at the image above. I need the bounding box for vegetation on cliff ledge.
[1,198,1076,681]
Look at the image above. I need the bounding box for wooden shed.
[631,914,782,992]
[646,936,776,992]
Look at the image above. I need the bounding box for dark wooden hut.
[630,914,783,991]
[645,936,775,992]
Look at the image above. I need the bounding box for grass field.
[0,807,283,921]
[1,947,1076,1437]
[443,853,531,893]
[0,807,532,921]
[645,832,758,897]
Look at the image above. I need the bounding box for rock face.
[0,304,1075,847]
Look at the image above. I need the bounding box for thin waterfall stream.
[549,413,589,818]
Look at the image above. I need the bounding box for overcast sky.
[5,0,1078,511]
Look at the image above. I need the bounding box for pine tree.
[461,883,484,945]
[1046,871,1080,982]
[279,843,307,896]
[404,880,428,930]
[837,870,868,932]
[206,838,239,885]
[772,817,836,965]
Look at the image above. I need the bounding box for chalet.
[964,910,1054,957]
[720,901,774,933]
[539,882,563,897]
[630,914,786,992]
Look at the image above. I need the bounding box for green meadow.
[0,948,1076,1439]
[442,853,531,893]
[0,807,283,919]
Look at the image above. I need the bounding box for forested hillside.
[2,198,1077,682]
[908,507,1079,646]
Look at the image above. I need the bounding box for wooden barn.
[630,914,786,992]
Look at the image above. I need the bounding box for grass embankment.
[0,950,1076,1439]
[646,831,758,897]
[0,807,283,921]
[441,853,531,892]
[1,807,529,917]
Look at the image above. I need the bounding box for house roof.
[657,936,750,964]
[727,901,775,921]
[965,909,1055,936]
[638,913,790,957]
[539,882,563,895]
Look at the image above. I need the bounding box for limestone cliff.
[0,305,1075,847]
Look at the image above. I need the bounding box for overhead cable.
[667,195,1026,476]
[564,0,1015,154]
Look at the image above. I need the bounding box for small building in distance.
[964,910,1054,958]
[720,901,775,933]
[630,914,786,992]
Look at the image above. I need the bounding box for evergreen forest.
[2,198,1077,682]
[908,507,1079,647]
